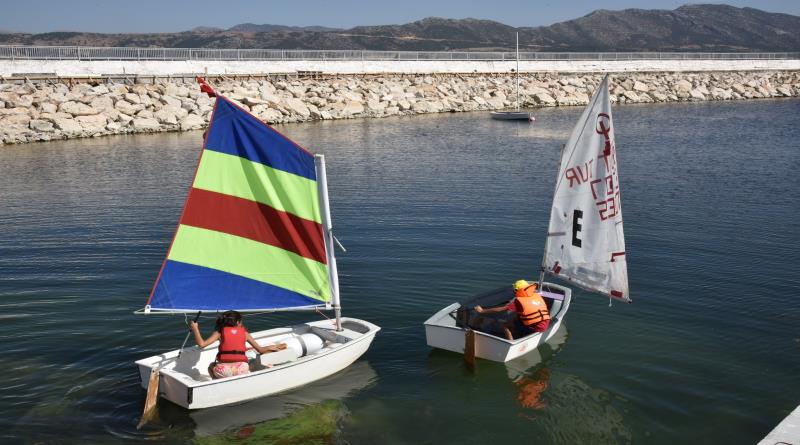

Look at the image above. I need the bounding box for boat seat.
[540,290,564,312]
[258,349,297,367]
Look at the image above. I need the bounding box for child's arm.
[246,332,287,354]
[190,321,220,348]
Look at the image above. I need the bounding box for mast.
[515,32,520,111]
[315,154,343,331]
[539,143,566,288]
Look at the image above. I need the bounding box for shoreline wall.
[2,59,800,77]
[1,70,798,145]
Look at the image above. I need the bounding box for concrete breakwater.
[1,71,798,145]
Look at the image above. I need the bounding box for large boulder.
[623,91,640,102]
[161,94,183,108]
[284,98,311,118]
[7,94,33,108]
[29,119,55,132]
[689,89,706,100]
[132,117,161,132]
[76,114,107,134]
[342,101,364,116]
[674,79,693,93]
[632,81,649,92]
[179,114,205,131]
[53,117,83,135]
[533,93,556,105]
[165,84,191,98]
[243,96,265,107]
[59,101,99,116]
[777,85,794,97]
[253,107,283,123]
[285,85,308,98]
[89,96,115,112]
[0,111,31,125]
[486,97,505,109]
[0,107,30,117]
[114,99,142,116]
[123,93,142,104]
[365,99,387,113]
[411,101,434,113]
[154,108,179,125]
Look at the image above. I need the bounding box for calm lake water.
[1,99,798,444]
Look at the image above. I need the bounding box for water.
[1,99,798,444]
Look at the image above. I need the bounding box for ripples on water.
[0,99,798,444]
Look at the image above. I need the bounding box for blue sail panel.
[204,97,317,181]
[148,260,324,312]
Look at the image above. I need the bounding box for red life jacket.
[514,285,551,327]
[216,326,248,363]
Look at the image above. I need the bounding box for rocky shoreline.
[1,71,798,145]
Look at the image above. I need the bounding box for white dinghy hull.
[424,282,571,363]
[135,318,379,409]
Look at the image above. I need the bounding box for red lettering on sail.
[596,113,612,157]
[596,191,620,221]
[564,159,594,188]
[589,175,615,200]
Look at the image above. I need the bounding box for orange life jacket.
[216,326,248,363]
[514,285,551,326]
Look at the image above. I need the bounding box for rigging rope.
[315,307,336,327]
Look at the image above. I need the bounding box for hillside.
[0,4,797,51]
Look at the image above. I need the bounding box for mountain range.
[1,4,798,52]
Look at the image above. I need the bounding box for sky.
[1,0,799,34]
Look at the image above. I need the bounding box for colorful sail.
[542,75,630,302]
[145,96,332,312]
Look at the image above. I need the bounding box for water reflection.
[502,326,630,442]
[504,323,568,412]
[186,361,377,441]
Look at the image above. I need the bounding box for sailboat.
[425,75,629,362]
[490,32,534,121]
[134,79,380,409]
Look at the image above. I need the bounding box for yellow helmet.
[514,280,530,291]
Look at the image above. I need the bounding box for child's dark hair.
[215,310,242,333]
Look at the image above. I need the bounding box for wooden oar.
[137,367,160,429]
[464,329,477,371]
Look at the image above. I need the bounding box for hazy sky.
[2,0,799,33]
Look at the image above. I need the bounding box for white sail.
[542,75,630,302]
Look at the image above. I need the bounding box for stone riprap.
[1,71,798,145]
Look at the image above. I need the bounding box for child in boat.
[190,310,286,379]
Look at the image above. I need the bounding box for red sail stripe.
[181,188,327,264]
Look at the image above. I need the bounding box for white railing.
[0,45,797,62]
